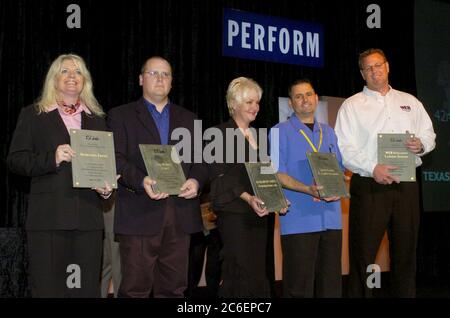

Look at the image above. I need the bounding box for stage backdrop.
[1,0,449,296]
[415,0,450,212]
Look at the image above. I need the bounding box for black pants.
[217,211,274,298]
[281,230,342,298]
[117,205,190,298]
[186,228,222,298]
[27,230,103,298]
[348,174,420,297]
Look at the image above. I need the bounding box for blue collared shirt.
[144,99,170,145]
[269,115,343,235]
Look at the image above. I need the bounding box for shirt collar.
[143,98,170,115]
[47,103,91,115]
[289,114,319,132]
[363,85,393,98]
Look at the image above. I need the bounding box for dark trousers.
[348,174,420,298]
[217,212,274,298]
[186,228,222,298]
[118,205,190,298]
[27,230,103,298]
[281,230,342,298]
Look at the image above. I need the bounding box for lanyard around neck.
[298,123,322,153]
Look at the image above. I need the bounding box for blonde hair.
[226,77,262,116]
[35,54,104,116]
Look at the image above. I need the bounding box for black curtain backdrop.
[1,0,449,297]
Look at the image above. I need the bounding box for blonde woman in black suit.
[8,54,112,297]
[209,77,288,297]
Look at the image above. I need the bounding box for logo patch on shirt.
[400,105,411,112]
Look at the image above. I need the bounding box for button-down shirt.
[335,86,436,177]
[144,99,170,145]
[270,115,343,235]
[47,103,91,132]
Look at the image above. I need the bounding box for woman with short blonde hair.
[209,76,287,297]
[225,76,262,116]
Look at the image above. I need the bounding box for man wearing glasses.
[335,48,436,297]
[107,56,206,297]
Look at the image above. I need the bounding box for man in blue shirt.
[270,79,343,298]
[108,57,206,297]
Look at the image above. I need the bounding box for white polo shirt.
[335,86,436,177]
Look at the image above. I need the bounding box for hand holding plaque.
[306,152,350,198]
[244,162,288,213]
[70,129,117,189]
[139,144,186,195]
[377,133,416,182]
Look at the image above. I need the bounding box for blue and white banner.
[223,8,324,67]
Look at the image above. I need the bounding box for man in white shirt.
[335,48,436,297]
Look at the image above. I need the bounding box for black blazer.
[208,118,259,215]
[7,105,107,231]
[107,99,207,236]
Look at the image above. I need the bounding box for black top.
[7,105,107,230]
[305,122,314,131]
[208,118,261,216]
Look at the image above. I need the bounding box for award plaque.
[139,144,186,195]
[70,129,117,189]
[306,152,350,198]
[244,162,288,213]
[377,133,416,182]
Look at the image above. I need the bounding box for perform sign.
[223,8,324,67]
